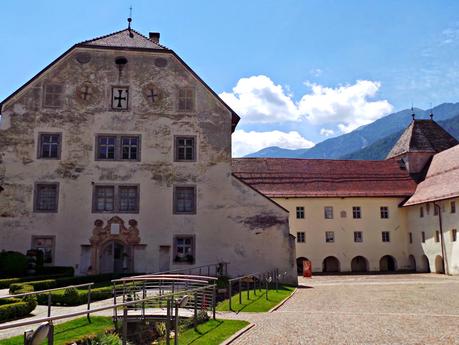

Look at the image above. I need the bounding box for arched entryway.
[408,255,416,271]
[296,257,310,275]
[420,255,430,273]
[100,240,130,274]
[322,256,340,273]
[379,255,397,272]
[435,255,445,274]
[351,256,368,272]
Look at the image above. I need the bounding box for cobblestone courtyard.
[221,274,459,345]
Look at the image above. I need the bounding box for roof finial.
[411,104,415,120]
[127,6,134,38]
[429,102,434,120]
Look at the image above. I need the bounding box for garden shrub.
[0,251,28,277]
[0,285,37,322]
[88,333,123,345]
[9,273,123,294]
[35,285,113,306]
[63,287,80,305]
[0,272,74,289]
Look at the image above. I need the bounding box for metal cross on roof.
[127,6,134,38]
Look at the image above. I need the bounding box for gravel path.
[220,274,459,345]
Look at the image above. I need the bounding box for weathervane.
[411,104,415,120]
[127,6,134,38]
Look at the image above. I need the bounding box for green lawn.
[160,319,249,345]
[0,316,113,345]
[216,285,295,312]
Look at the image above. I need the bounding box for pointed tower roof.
[77,28,167,50]
[386,119,458,159]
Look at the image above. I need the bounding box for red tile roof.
[232,158,418,198]
[77,28,168,50]
[404,144,459,206]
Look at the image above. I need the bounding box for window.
[409,232,413,244]
[325,231,335,243]
[119,186,139,212]
[352,207,361,219]
[296,207,305,219]
[435,231,440,242]
[121,137,139,160]
[178,88,194,111]
[324,207,333,219]
[452,229,457,242]
[354,231,363,243]
[380,206,389,219]
[93,185,139,213]
[38,133,61,159]
[96,135,140,161]
[426,203,430,215]
[421,231,426,243]
[434,205,439,216]
[174,236,195,263]
[175,136,196,161]
[451,201,456,214]
[420,206,424,218]
[34,183,59,212]
[382,231,390,242]
[174,186,196,214]
[297,232,305,243]
[32,236,55,264]
[43,84,64,108]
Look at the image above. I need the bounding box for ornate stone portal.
[88,216,143,274]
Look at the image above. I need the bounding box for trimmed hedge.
[0,272,73,289]
[35,286,113,306]
[0,285,37,323]
[0,251,28,277]
[9,273,124,294]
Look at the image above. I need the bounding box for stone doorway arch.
[88,216,141,274]
[322,256,340,273]
[296,257,310,275]
[435,255,445,274]
[379,255,397,272]
[408,255,416,271]
[420,255,430,273]
[100,240,130,274]
[351,256,368,272]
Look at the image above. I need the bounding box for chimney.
[149,32,160,43]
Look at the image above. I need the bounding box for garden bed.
[216,285,295,312]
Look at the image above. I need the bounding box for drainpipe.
[433,202,449,275]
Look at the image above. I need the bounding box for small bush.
[0,285,37,322]
[0,251,28,277]
[63,287,80,305]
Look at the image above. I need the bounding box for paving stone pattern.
[221,274,459,345]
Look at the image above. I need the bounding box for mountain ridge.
[244,102,459,160]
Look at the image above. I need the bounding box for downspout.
[433,202,449,275]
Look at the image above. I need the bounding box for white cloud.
[320,128,335,137]
[232,130,315,157]
[221,76,393,134]
[309,68,323,77]
[219,75,301,123]
[298,80,393,133]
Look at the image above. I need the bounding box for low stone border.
[268,287,298,313]
[221,323,256,345]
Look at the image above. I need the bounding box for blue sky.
[2,1,459,156]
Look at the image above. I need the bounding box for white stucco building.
[234,119,459,275]
[0,27,297,282]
